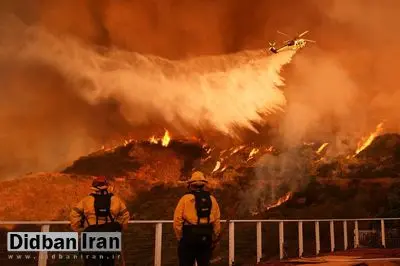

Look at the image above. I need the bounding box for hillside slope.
[1,134,400,221]
[1,134,400,265]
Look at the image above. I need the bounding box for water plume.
[0,18,297,177]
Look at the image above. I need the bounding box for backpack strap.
[73,207,90,227]
[85,215,91,226]
[197,207,200,225]
[106,193,115,223]
[185,191,201,224]
[90,193,100,225]
[204,191,211,224]
[204,192,211,224]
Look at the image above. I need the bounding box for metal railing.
[1,218,400,266]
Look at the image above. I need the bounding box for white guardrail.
[1,218,399,266]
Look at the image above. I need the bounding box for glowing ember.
[149,136,158,144]
[220,149,227,156]
[247,148,260,161]
[230,145,246,155]
[265,192,293,211]
[265,146,274,152]
[161,130,171,147]
[202,155,212,162]
[212,161,221,173]
[355,122,384,155]
[316,143,329,154]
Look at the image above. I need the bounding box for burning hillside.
[58,123,398,216]
[1,122,400,222]
[1,2,400,265]
[2,130,400,266]
[1,1,400,224]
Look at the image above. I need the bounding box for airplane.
[268,30,316,54]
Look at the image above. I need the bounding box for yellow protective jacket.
[70,190,130,232]
[173,192,221,241]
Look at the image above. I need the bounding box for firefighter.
[70,176,130,266]
[173,171,221,266]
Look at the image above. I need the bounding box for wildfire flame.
[212,161,221,173]
[265,146,274,152]
[161,130,171,147]
[148,129,171,147]
[265,192,293,211]
[230,145,246,156]
[316,143,329,154]
[99,137,136,152]
[149,136,158,144]
[355,122,384,155]
[247,148,260,161]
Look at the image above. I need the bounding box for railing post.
[279,221,284,260]
[330,220,335,252]
[381,219,386,248]
[343,220,348,250]
[229,221,235,266]
[154,223,162,266]
[298,221,303,258]
[315,221,320,255]
[354,220,359,248]
[256,222,262,263]
[38,224,50,266]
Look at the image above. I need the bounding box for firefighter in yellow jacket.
[70,176,130,266]
[174,171,221,266]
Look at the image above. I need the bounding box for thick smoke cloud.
[279,0,400,149]
[0,1,296,178]
[321,0,400,129]
[0,0,399,179]
[242,0,400,209]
